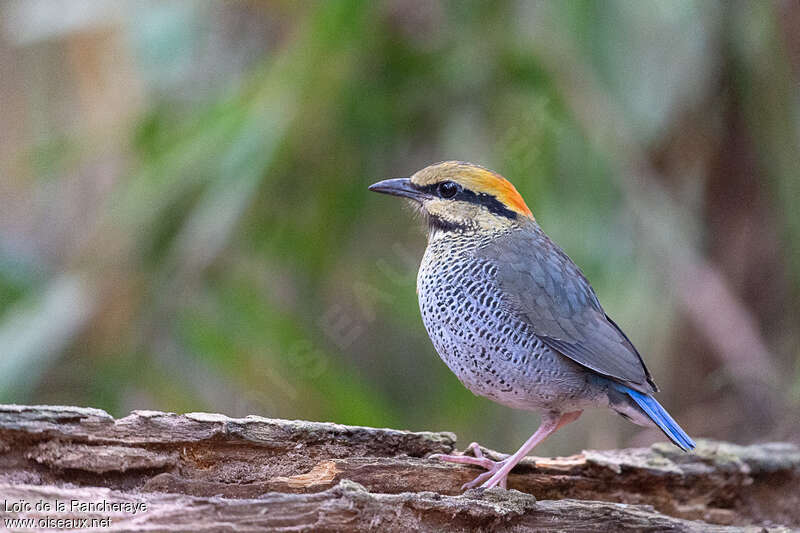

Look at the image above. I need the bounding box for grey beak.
[368,178,424,201]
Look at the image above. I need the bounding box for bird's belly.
[417,256,603,412]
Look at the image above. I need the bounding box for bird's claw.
[432,442,510,490]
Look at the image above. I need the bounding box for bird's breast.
[416,236,598,411]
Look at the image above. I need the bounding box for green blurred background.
[1,0,798,455]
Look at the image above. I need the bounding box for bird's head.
[369,161,533,234]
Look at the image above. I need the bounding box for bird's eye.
[437,181,460,199]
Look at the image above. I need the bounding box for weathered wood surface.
[0,405,797,532]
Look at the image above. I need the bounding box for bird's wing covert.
[476,224,657,393]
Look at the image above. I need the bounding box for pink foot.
[431,442,511,490]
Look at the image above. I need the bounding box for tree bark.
[0,405,797,532]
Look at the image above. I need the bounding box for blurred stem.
[729,0,800,298]
[0,274,94,400]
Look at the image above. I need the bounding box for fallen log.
[0,405,797,531]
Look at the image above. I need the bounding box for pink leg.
[433,411,582,490]
[480,410,582,489]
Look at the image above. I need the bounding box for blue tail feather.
[620,386,696,451]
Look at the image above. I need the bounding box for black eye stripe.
[415,182,518,220]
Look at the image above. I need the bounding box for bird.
[368,161,695,490]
